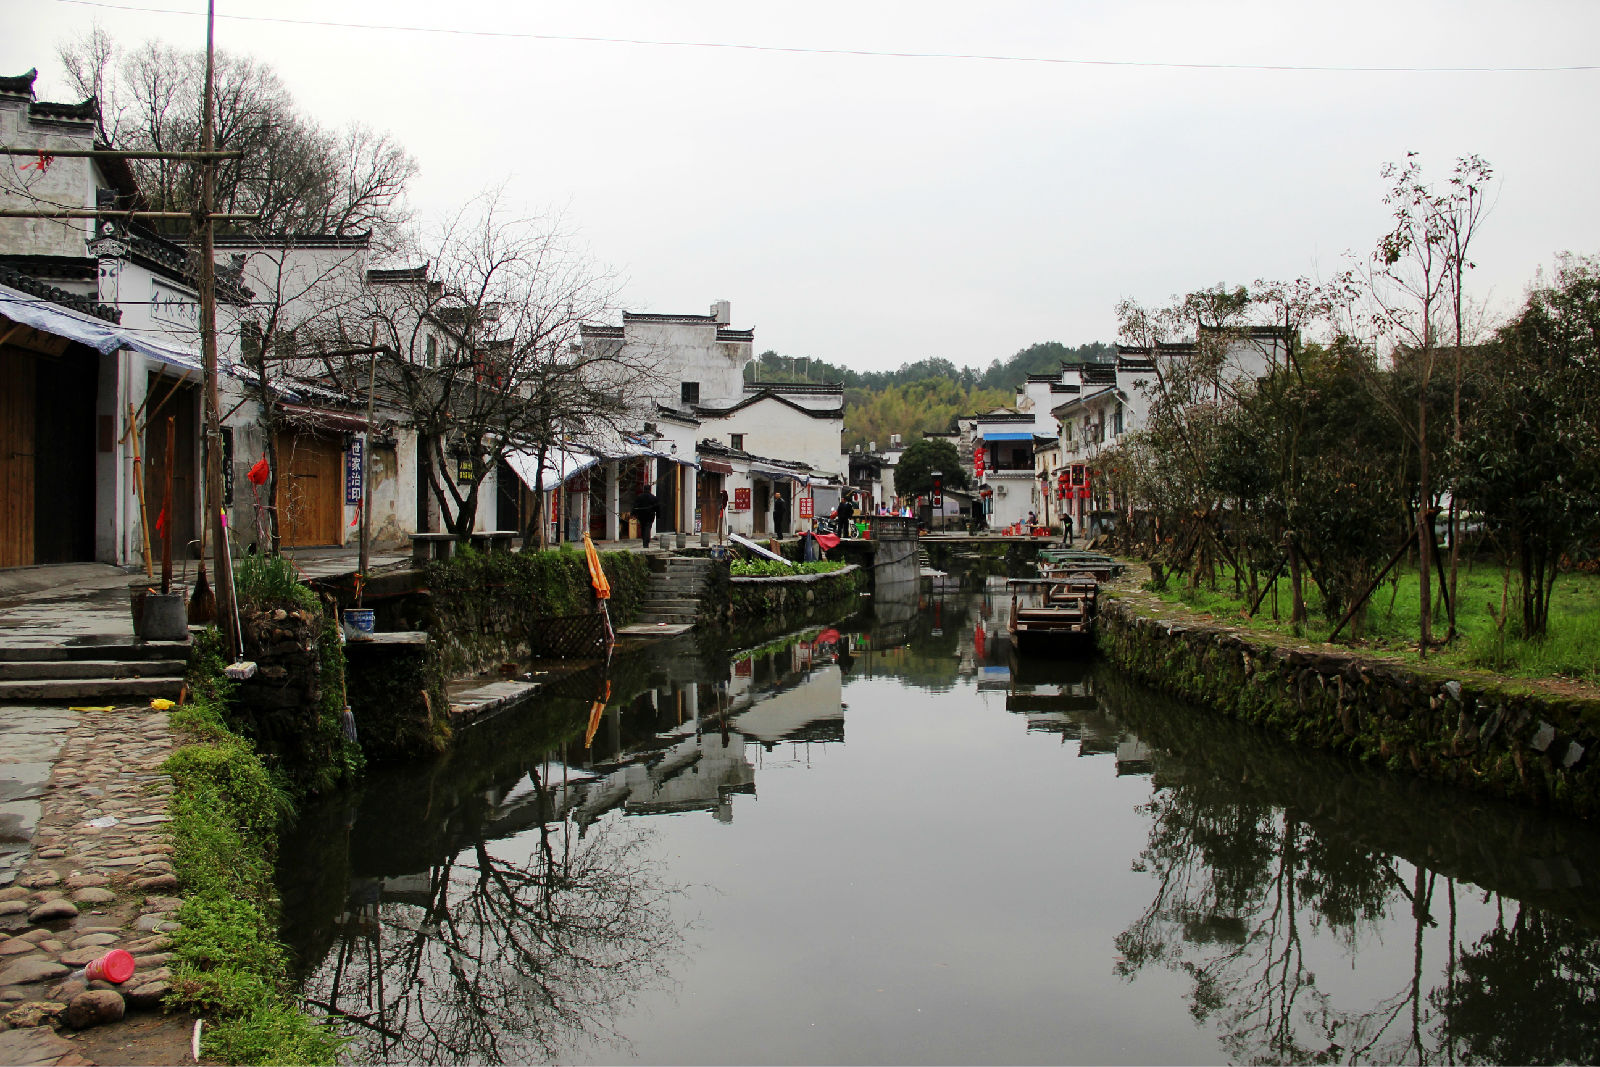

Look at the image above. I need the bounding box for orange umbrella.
[583,533,611,600]
[585,679,612,749]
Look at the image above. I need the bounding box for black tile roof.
[0,263,121,323]
[0,70,38,97]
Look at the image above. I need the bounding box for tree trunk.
[1418,390,1433,658]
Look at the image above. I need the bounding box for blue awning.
[0,281,204,373]
[983,431,1034,441]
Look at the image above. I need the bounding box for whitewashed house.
[545,301,845,543]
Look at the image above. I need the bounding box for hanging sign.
[798,496,814,519]
[345,438,364,505]
[733,487,751,511]
[974,446,985,477]
[456,455,475,484]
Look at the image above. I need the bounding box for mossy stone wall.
[1096,596,1600,818]
[424,548,651,678]
[729,566,865,620]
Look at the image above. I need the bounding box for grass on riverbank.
[162,630,345,1065]
[1150,558,1600,685]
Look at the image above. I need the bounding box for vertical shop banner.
[798,496,814,519]
[734,487,751,511]
[346,438,364,505]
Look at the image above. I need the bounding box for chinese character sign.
[733,487,751,511]
[798,496,814,519]
[345,438,364,505]
[974,446,985,477]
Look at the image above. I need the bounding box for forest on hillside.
[743,341,1114,450]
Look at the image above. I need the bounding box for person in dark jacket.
[773,489,790,539]
[632,488,659,548]
[836,493,856,536]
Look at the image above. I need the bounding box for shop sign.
[734,487,751,511]
[798,496,814,519]
[346,437,364,505]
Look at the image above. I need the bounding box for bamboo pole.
[161,416,175,595]
[0,210,258,220]
[197,0,238,652]
[128,403,153,578]
[0,147,242,160]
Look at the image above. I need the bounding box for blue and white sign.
[346,437,364,505]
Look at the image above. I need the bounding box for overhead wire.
[49,0,1600,74]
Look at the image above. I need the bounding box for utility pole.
[198,0,237,651]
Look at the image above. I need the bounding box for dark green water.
[278,576,1600,1065]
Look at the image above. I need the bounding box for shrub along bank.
[424,546,650,677]
[1097,592,1600,818]
[164,631,344,1065]
[729,564,865,620]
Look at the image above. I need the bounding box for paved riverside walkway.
[0,567,186,1063]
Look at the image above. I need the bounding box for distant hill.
[744,341,1114,450]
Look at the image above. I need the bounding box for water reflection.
[280,576,1600,1065]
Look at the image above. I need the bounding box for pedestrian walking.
[773,488,790,539]
[632,487,659,548]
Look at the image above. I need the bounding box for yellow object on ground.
[68,706,115,712]
[149,698,175,711]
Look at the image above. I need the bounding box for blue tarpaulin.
[983,431,1034,441]
[0,282,204,372]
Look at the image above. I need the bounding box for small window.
[426,335,437,367]
[681,381,700,404]
[730,433,745,451]
[1113,403,1124,436]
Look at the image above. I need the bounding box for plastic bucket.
[139,591,188,642]
[341,608,375,641]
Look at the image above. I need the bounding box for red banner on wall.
[733,487,751,511]
[974,446,986,477]
[798,496,814,519]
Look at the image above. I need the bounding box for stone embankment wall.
[424,550,650,678]
[1097,595,1600,818]
[729,566,865,620]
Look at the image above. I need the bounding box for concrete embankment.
[1096,589,1600,818]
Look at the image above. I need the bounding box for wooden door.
[141,378,199,560]
[275,431,344,546]
[0,346,36,568]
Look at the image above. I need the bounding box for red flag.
[154,506,168,539]
[247,456,270,486]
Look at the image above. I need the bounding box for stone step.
[640,599,700,613]
[0,640,190,663]
[0,677,185,702]
[646,581,706,595]
[635,612,697,626]
[0,659,187,682]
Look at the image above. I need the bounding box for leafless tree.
[1353,153,1493,654]
[327,192,660,540]
[57,31,416,243]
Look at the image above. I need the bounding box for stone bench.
[410,533,458,563]
[467,530,519,554]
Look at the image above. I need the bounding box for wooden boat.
[1036,549,1123,582]
[1007,575,1098,651]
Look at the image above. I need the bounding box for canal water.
[278,573,1600,1065]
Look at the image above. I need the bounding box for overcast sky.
[10,0,1600,372]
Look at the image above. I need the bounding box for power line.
[50,0,1600,74]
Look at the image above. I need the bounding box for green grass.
[1149,558,1600,684]
[163,629,346,1065]
[730,559,847,578]
[231,553,317,614]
